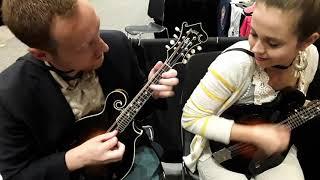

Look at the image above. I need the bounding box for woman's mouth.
[255,56,269,61]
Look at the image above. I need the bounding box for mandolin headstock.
[164,22,208,67]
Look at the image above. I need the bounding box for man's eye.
[88,40,95,46]
[269,42,279,48]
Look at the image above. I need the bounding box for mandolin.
[210,88,320,176]
[66,22,208,180]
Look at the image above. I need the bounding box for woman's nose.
[251,40,265,54]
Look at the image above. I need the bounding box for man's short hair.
[1,0,77,52]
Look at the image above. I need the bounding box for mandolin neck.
[115,63,171,132]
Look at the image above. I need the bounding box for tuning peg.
[190,49,196,54]
[165,45,170,49]
[197,46,202,51]
[175,27,180,32]
[170,40,175,45]
[182,59,188,64]
[173,34,179,39]
[186,54,191,59]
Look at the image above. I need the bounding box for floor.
[0,0,154,72]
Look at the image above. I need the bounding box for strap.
[222,47,254,57]
[221,48,292,69]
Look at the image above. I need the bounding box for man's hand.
[148,61,179,99]
[65,130,125,171]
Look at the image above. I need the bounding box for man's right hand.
[65,130,125,171]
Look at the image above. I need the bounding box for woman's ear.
[300,32,320,50]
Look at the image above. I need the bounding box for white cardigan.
[182,40,319,172]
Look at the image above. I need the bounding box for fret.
[281,100,320,130]
[116,64,172,131]
[110,22,208,132]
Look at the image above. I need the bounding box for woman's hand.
[251,124,291,155]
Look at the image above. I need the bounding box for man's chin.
[93,59,104,70]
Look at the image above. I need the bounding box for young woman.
[182,0,320,179]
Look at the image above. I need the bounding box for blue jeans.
[124,146,162,180]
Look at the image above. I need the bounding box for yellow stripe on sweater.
[182,117,201,128]
[209,68,236,92]
[200,117,210,136]
[199,82,225,102]
[182,112,204,119]
[220,89,240,110]
[190,98,214,114]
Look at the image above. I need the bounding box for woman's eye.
[250,32,258,37]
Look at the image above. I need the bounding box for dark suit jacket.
[0,30,158,180]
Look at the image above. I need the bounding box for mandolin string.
[213,102,320,168]
[228,143,251,152]
[118,53,186,130]
[228,101,320,157]
[117,38,193,131]
[228,114,299,155]
[117,66,169,131]
[119,42,193,129]
[230,103,312,153]
[112,34,195,132]
[280,101,319,129]
[107,51,173,132]
[291,102,320,129]
[114,64,169,132]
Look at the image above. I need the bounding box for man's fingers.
[100,130,118,142]
[150,84,173,91]
[153,91,175,98]
[161,69,177,78]
[149,77,179,90]
[102,136,119,150]
[150,61,163,74]
[159,78,179,86]
[103,142,125,163]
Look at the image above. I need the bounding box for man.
[0,0,179,179]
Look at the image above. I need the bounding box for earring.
[293,50,307,78]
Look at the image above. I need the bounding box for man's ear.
[301,32,320,50]
[28,48,51,62]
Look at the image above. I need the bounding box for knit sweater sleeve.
[181,43,254,144]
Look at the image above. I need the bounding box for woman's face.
[249,3,304,70]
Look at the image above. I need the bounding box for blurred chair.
[125,0,169,43]
[181,51,222,180]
